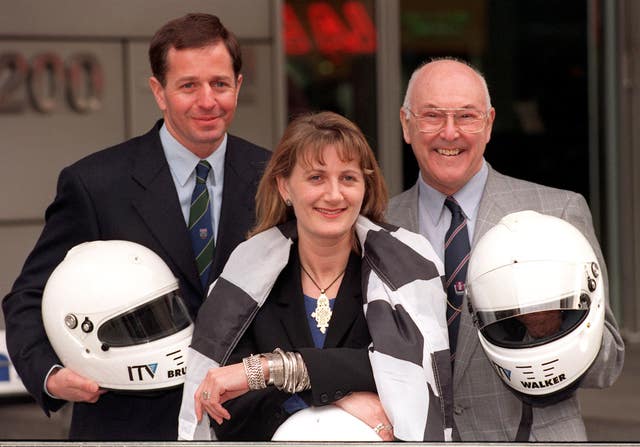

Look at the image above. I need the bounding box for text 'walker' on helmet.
[465,211,605,397]
[42,240,193,391]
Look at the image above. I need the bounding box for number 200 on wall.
[0,51,104,114]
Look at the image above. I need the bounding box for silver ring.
[373,423,392,434]
[201,390,210,401]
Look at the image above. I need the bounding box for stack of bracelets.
[242,347,310,393]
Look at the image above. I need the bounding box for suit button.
[454,405,464,415]
[320,393,329,403]
[334,390,343,400]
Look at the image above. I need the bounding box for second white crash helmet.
[271,406,382,441]
[42,240,193,391]
[466,211,605,396]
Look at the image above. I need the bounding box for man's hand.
[46,367,106,403]
[517,310,563,339]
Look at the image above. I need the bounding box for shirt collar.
[160,123,227,187]
[418,159,488,225]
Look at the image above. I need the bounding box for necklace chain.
[300,264,345,295]
[300,263,345,334]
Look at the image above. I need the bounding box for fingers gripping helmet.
[271,406,382,441]
[466,211,605,396]
[42,240,193,391]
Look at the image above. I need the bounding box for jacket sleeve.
[298,346,376,405]
[562,193,625,388]
[212,327,291,441]
[214,330,376,440]
[2,166,100,414]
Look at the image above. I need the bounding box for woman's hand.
[194,363,251,425]
[333,391,394,441]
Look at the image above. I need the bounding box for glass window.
[284,0,378,151]
[400,0,590,200]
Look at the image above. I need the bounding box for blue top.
[282,294,337,415]
[303,294,337,348]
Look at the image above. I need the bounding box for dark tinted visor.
[97,290,192,347]
[480,306,589,349]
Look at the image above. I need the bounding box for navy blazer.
[2,121,270,440]
[214,246,376,441]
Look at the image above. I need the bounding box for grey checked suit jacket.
[387,164,625,442]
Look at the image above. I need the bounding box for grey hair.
[402,57,492,117]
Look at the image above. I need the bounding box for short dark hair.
[149,13,242,86]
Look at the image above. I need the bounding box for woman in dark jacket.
[178,111,452,442]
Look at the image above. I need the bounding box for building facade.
[1,0,638,343]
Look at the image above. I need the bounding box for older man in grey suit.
[387,58,624,442]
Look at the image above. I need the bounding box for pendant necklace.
[300,264,345,334]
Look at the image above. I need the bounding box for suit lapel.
[454,166,510,386]
[129,123,202,298]
[275,248,315,348]
[211,135,263,282]
[323,251,362,348]
[389,183,420,232]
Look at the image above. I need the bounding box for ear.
[484,107,496,144]
[149,76,167,112]
[276,176,290,204]
[400,107,411,144]
[234,74,243,105]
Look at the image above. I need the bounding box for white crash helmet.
[42,240,193,391]
[272,406,382,441]
[466,211,605,396]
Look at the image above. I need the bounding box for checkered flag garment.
[178,216,453,441]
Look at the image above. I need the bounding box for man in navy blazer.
[2,13,270,440]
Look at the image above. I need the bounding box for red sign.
[284,1,376,56]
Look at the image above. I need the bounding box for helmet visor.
[97,290,192,347]
[467,261,597,348]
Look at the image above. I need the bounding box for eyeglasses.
[404,107,489,134]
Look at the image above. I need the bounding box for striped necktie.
[444,196,470,362]
[189,160,214,289]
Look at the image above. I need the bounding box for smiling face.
[149,42,242,158]
[401,60,495,196]
[277,144,365,246]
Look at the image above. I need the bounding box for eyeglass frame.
[403,106,492,134]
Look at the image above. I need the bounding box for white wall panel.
[0,41,125,220]
[0,0,272,39]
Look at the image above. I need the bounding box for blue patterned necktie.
[444,196,470,362]
[189,160,214,289]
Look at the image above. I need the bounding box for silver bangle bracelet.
[242,354,267,390]
[261,352,284,387]
[269,348,310,393]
